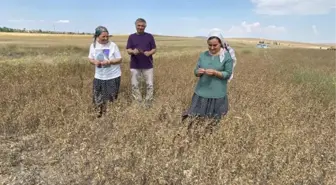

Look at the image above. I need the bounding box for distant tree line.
[0,26,93,35]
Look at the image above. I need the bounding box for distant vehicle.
[256,40,268,48]
[256,43,268,48]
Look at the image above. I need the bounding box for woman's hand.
[205,69,216,76]
[92,60,101,67]
[100,60,110,66]
[198,68,205,75]
[205,69,223,78]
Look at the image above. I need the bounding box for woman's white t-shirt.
[88,41,122,80]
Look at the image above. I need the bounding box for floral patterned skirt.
[92,76,121,106]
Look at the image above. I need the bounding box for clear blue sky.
[1,0,335,43]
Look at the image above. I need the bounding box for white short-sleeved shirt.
[88,41,122,80]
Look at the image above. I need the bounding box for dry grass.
[0,35,335,185]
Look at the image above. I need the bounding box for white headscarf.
[208,28,225,43]
[207,28,237,81]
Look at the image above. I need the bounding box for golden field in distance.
[0,32,334,49]
[0,33,335,184]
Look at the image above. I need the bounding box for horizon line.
[0,31,334,46]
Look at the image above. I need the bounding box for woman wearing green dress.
[183,30,233,121]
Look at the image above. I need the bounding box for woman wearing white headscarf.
[182,29,233,121]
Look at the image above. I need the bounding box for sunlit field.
[0,33,335,184]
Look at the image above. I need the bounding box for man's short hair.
[135,18,146,24]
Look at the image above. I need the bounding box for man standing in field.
[126,18,157,106]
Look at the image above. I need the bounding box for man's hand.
[144,51,151,57]
[132,48,140,55]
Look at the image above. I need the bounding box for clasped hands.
[132,48,151,56]
[197,68,219,76]
[93,60,112,67]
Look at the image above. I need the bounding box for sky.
[1,0,335,43]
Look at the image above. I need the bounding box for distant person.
[223,40,237,82]
[126,18,157,107]
[182,30,233,122]
[88,26,123,117]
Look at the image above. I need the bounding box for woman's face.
[98,31,109,44]
[207,38,222,54]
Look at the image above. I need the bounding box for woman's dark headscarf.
[93,26,109,48]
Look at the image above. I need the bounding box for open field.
[0,34,335,184]
[1,32,334,49]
